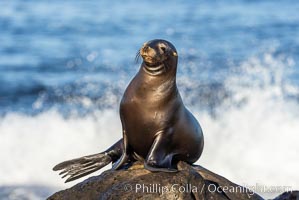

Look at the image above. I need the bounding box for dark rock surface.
[48,162,297,200]
[273,191,299,200]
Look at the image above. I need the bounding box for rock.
[47,161,267,200]
[273,191,299,200]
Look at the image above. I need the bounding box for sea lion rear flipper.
[53,153,112,182]
[144,130,178,172]
[53,139,123,182]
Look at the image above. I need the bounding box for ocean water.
[0,0,299,199]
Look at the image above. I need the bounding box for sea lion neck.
[142,59,177,77]
[141,62,176,83]
[132,62,178,98]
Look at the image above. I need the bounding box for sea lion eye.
[160,46,166,53]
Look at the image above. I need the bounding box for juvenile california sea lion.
[53,39,204,182]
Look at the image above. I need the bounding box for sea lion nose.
[141,45,156,58]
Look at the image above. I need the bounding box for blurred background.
[0,0,298,199]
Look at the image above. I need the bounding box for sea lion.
[53,39,204,182]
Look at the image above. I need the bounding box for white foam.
[0,109,121,189]
[198,95,299,198]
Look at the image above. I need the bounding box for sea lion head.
[137,39,178,76]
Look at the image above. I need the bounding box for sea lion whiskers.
[135,51,141,64]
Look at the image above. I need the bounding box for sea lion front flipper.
[144,130,178,172]
[112,131,130,170]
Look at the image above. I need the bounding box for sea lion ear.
[172,52,178,57]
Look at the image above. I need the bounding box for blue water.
[1,0,298,116]
[0,0,299,199]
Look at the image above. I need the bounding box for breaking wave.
[0,53,298,199]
